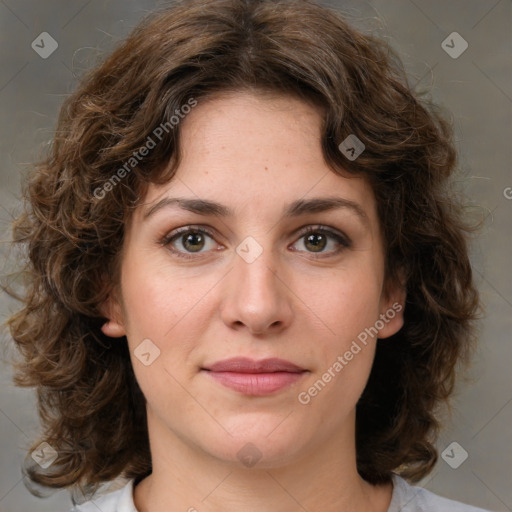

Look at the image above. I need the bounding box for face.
[102,90,405,469]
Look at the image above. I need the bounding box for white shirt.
[69,473,494,511]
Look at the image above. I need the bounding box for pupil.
[306,233,326,252]
[184,232,204,252]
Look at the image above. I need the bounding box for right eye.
[161,226,221,259]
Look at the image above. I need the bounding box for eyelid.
[160,224,219,247]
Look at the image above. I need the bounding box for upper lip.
[202,357,305,373]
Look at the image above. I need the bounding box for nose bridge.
[234,234,281,300]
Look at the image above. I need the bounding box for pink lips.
[202,357,307,395]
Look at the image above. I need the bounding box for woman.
[6,0,494,510]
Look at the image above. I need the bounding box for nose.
[220,243,293,336]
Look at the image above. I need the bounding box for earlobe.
[377,300,405,339]
[101,319,126,338]
[378,271,407,339]
[99,290,127,338]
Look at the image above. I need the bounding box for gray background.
[0,0,510,511]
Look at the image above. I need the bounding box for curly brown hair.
[4,0,481,501]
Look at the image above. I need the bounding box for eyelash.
[160,224,351,260]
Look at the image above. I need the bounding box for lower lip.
[204,371,305,395]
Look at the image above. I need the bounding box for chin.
[197,415,310,469]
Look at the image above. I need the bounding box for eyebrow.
[143,196,369,226]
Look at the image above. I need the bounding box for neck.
[133,408,393,512]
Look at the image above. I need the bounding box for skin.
[101,90,406,512]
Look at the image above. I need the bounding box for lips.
[203,357,305,373]
[201,357,307,395]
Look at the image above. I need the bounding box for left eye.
[291,226,351,257]
[162,225,351,259]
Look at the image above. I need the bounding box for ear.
[377,268,407,339]
[99,288,127,338]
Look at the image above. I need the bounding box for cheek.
[120,249,204,341]
[119,251,218,389]
[303,266,383,346]
[297,273,382,414]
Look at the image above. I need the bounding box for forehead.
[137,90,377,224]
